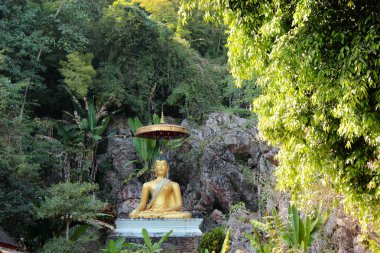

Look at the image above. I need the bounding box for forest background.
[1,0,379,252]
[0,0,255,251]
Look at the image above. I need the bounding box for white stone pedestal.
[115,218,203,238]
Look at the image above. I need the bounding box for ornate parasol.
[135,112,190,140]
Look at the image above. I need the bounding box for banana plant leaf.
[93,116,110,136]
[142,228,153,250]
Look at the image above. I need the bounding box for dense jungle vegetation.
[183,0,380,250]
[0,0,255,251]
[1,0,379,252]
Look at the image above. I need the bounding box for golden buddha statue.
[129,158,191,219]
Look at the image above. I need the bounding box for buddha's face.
[154,160,168,177]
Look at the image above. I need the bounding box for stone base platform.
[115,218,203,237]
[114,218,203,253]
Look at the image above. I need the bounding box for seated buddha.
[129,157,191,219]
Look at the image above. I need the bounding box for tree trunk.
[64,152,71,182]
[78,152,83,182]
[90,144,98,181]
[19,85,29,122]
[216,28,222,55]
[66,219,71,241]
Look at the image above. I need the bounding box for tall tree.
[0,75,65,250]
[93,0,224,120]
[132,0,227,59]
[182,0,380,245]
[36,182,107,241]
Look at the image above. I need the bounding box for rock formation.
[173,113,277,216]
[105,113,278,218]
[104,112,366,252]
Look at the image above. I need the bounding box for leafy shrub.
[229,202,246,214]
[103,237,126,253]
[246,205,328,252]
[39,227,101,253]
[198,226,226,253]
[103,228,172,253]
[38,237,75,253]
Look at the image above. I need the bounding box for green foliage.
[56,95,115,181]
[0,76,27,119]
[130,228,173,253]
[103,229,173,253]
[131,0,179,31]
[246,225,276,253]
[129,114,161,161]
[182,0,380,242]
[0,76,61,249]
[37,181,107,221]
[222,78,260,112]
[36,181,107,240]
[246,213,283,252]
[96,0,227,120]
[93,63,127,107]
[79,97,112,143]
[0,1,48,82]
[246,205,327,252]
[1,0,230,119]
[38,237,76,253]
[199,226,226,253]
[229,202,246,214]
[70,225,90,242]
[44,0,94,53]
[126,114,161,180]
[200,227,231,253]
[0,0,230,251]
[60,52,96,98]
[132,0,227,60]
[103,237,127,253]
[166,45,224,120]
[126,113,189,183]
[39,225,100,253]
[96,1,165,117]
[182,10,227,59]
[283,205,325,251]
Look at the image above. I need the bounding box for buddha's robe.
[130,179,191,219]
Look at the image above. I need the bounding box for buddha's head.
[154,156,169,178]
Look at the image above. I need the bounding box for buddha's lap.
[136,210,191,219]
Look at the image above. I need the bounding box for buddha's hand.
[152,208,172,213]
[129,209,140,218]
